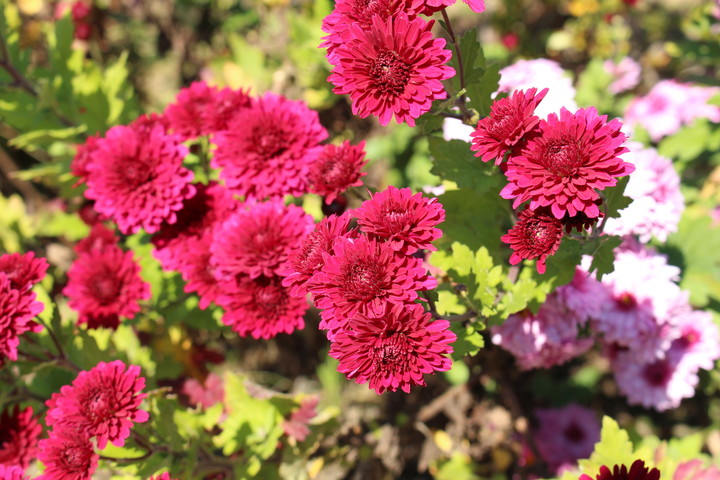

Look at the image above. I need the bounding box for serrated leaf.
[584,235,622,279]
[466,63,500,117]
[429,137,502,193]
[603,176,632,219]
[578,417,638,476]
[456,29,486,86]
[449,323,485,359]
[539,237,584,287]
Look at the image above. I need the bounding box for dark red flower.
[74,223,119,255]
[329,303,455,394]
[70,135,100,185]
[580,460,661,480]
[353,186,445,255]
[36,429,98,480]
[470,88,548,164]
[0,252,49,293]
[0,406,42,469]
[501,207,564,274]
[178,239,223,309]
[309,141,368,204]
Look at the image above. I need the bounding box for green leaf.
[603,176,632,219]
[466,63,501,117]
[456,29,486,86]
[7,125,86,151]
[584,235,623,279]
[539,237,584,287]
[429,138,503,194]
[449,323,485,359]
[578,417,638,476]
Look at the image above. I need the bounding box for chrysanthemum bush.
[0,0,719,478]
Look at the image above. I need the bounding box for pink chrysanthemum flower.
[164,81,251,139]
[320,0,423,64]
[280,213,355,298]
[498,59,578,118]
[500,107,633,219]
[178,240,223,309]
[604,57,641,95]
[581,460,661,480]
[45,360,149,449]
[0,406,42,469]
[417,0,485,14]
[470,88,548,164]
[0,464,26,480]
[613,349,698,411]
[329,303,455,394]
[555,268,610,323]
[211,93,327,199]
[74,223,119,255]
[211,201,315,281]
[83,122,196,234]
[0,252,49,292]
[674,460,720,480]
[309,235,437,334]
[36,430,98,480]
[309,141,368,204]
[533,404,601,473]
[0,275,44,364]
[353,186,445,255]
[669,310,720,372]
[217,275,309,339]
[328,14,455,127]
[147,473,178,480]
[501,207,564,274]
[63,247,151,329]
[282,396,319,442]
[70,134,100,185]
[152,182,239,272]
[182,372,224,409]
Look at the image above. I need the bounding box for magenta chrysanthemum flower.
[70,134,100,185]
[164,81,251,139]
[470,88,548,164]
[418,0,485,15]
[329,303,455,394]
[353,186,445,255]
[178,240,223,309]
[309,141,368,204]
[0,406,41,469]
[36,431,98,480]
[280,213,355,298]
[533,404,600,473]
[83,122,196,234]
[500,107,633,219]
[63,247,151,329]
[152,182,239,272]
[0,275,44,364]
[74,223,119,255]
[580,460,661,480]
[310,235,437,334]
[217,275,309,339]
[501,207,564,274]
[147,473,178,480]
[45,360,149,449]
[211,201,315,281]
[211,93,327,199]
[0,464,26,480]
[320,0,423,64]
[0,252,49,292]
[328,14,455,126]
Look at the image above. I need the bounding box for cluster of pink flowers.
[0,252,48,365]
[624,79,720,142]
[493,240,720,411]
[0,406,42,476]
[321,0,486,126]
[281,186,455,393]
[603,57,641,95]
[470,88,634,273]
[64,224,151,329]
[38,360,149,480]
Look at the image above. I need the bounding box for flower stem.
[440,8,470,120]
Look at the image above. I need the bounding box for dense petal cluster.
[36,429,99,480]
[309,141,368,204]
[501,207,564,274]
[0,464,26,480]
[533,404,601,473]
[0,406,42,470]
[0,253,47,364]
[211,93,327,199]
[470,88,548,164]
[82,122,196,234]
[329,304,455,393]
[327,14,455,126]
[64,241,150,330]
[353,185,445,254]
[500,107,633,219]
[580,460,661,480]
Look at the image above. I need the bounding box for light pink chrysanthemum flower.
[498,59,578,118]
[152,182,239,272]
[624,80,720,142]
[211,93,327,200]
[533,404,601,473]
[63,247,151,330]
[83,122,196,234]
[500,107,633,219]
[211,201,315,281]
[282,396,319,442]
[604,57,641,94]
[491,294,593,370]
[280,213,356,298]
[309,235,437,334]
[45,360,149,449]
[442,117,474,143]
[470,88,548,164]
[36,430,98,480]
[669,309,720,372]
[0,406,42,469]
[555,268,610,323]
[320,0,423,64]
[217,275,309,339]
[164,81,251,139]
[353,185,445,255]
[328,14,455,127]
[674,460,720,480]
[501,206,564,274]
[329,303,455,394]
[309,141,368,204]
[604,143,684,243]
[613,349,698,411]
[182,373,225,409]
